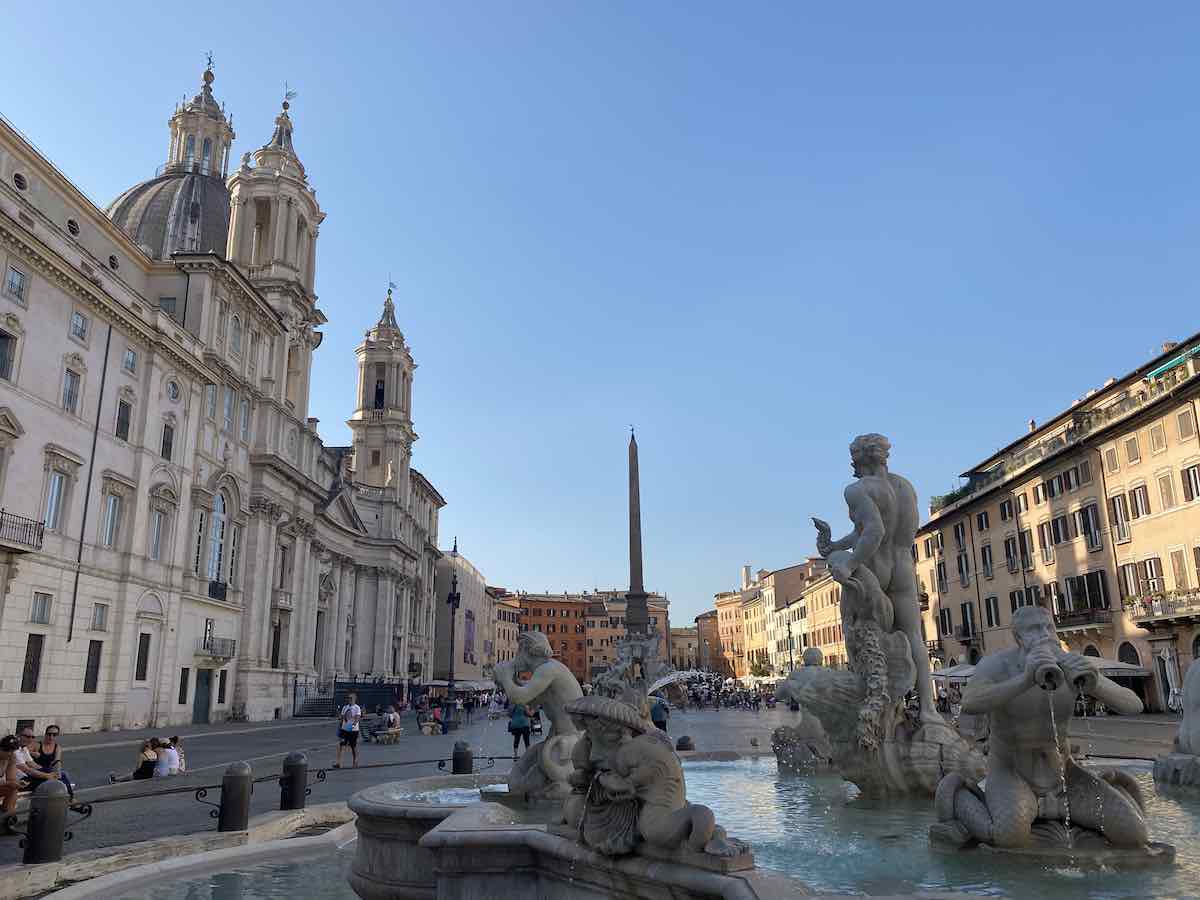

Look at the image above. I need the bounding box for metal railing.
[955,624,981,643]
[197,636,237,658]
[1125,592,1200,622]
[1053,608,1113,629]
[154,160,224,178]
[0,509,44,550]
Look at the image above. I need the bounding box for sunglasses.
[46,732,60,737]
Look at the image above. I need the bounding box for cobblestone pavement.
[0,704,1181,866]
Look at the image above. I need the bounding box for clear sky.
[5,4,1200,624]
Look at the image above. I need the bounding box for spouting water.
[1046,687,1073,847]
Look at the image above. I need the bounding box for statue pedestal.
[930,835,1176,869]
[1153,753,1200,789]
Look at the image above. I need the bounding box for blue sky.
[6,4,1200,623]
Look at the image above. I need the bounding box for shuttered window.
[134,632,151,681]
[83,640,102,693]
[20,634,44,693]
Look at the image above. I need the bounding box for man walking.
[334,691,362,768]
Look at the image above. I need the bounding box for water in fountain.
[1046,688,1073,847]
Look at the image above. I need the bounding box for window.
[1118,562,1141,600]
[1105,447,1120,474]
[976,511,989,532]
[62,369,81,413]
[230,317,243,354]
[178,668,190,705]
[166,379,180,402]
[1194,546,1200,589]
[149,509,166,561]
[1150,423,1167,453]
[20,634,44,693]
[1034,483,1045,504]
[956,551,970,586]
[1037,521,1054,562]
[5,265,27,302]
[1145,556,1164,593]
[122,348,137,373]
[984,595,1000,629]
[67,218,80,237]
[1158,473,1177,511]
[1110,494,1131,542]
[70,310,89,341]
[923,537,933,558]
[44,471,66,530]
[935,560,948,592]
[1004,536,1019,571]
[1129,484,1152,518]
[91,602,108,631]
[205,384,217,418]
[161,423,174,461]
[222,387,234,431]
[135,633,151,681]
[1063,468,1079,492]
[218,669,228,704]
[228,524,241,587]
[1178,408,1196,441]
[938,607,953,636]
[100,493,122,548]
[12,172,27,190]
[953,522,966,550]
[83,640,102,693]
[980,544,994,577]
[1171,548,1189,591]
[960,602,976,635]
[1000,499,1013,521]
[370,450,381,467]
[115,399,132,441]
[31,592,51,624]
[159,296,178,317]
[1184,464,1200,503]
[1050,514,1073,545]
[208,494,227,582]
[1077,504,1102,551]
[239,399,251,441]
[0,328,15,380]
[1019,529,1034,569]
[1125,436,1141,464]
[1016,492,1029,514]
[1064,571,1109,610]
[1079,460,1092,485]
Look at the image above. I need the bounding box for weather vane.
[283,81,298,106]
[205,50,214,70]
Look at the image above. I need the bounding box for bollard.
[451,740,473,775]
[23,780,69,864]
[218,761,253,832]
[280,752,308,811]
[675,736,695,752]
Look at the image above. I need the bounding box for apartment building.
[804,574,848,669]
[670,626,699,670]
[714,589,746,678]
[764,558,828,675]
[516,592,589,683]
[583,590,670,681]
[694,610,721,675]
[917,337,1200,711]
[491,590,521,665]
[742,588,770,676]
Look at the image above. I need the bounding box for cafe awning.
[1097,659,1151,678]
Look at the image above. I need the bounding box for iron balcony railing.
[926,638,944,657]
[1053,607,1113,629]
[955,624,981,643]
[1125,593,1200,622]
[196,636,237,659]
[154,160,225,178]
[0,509,44,550]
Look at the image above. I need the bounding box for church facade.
[0,66,444,734]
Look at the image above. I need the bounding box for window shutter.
[1184,468,1195,503]
[1194,546,1200,584]
[1128,490,1140,518]
[1136,561,1149,595]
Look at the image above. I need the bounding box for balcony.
[1053,607,1113,632]
[926,638,945,659]
[207,580,228,602]
[196,636,236,660]
[1126,593,1200,631]
[273,588,294,610]
[955,624,982,645]
[0,509,44,552]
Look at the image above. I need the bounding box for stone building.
[742,588,770,676]
[669,626,698,670]
[917,336,1200,711]
[516,592,590,683]
[492,589,521,665]
[714,589,746,678]
[694,609,721,675]
[433,548,491,688]
[582,589,670,680]
[763,558,827,675]
[0,66,444,734]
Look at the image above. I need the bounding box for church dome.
[106,172,229,259]
[105,64,235,260]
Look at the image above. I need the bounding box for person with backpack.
[334,691,362,768]
[508,704,531,754]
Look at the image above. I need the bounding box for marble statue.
[770,649,834,771]
[932,606,1152,851]
[493,631,582,804]
[562,695,749,864]
[777,434,983,796]
[1154,657,1200,788]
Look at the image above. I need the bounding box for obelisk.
[626,429,649,635]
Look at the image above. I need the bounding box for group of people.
[109,735,187,782]
[0,724,74,813]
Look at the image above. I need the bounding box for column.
[285,534,310,669]
[240,508,277,666]
[272,196,287,262]
[351,566,368,674]
[305,227,317,291]
[333,558,351,675]
[373,568,394,674]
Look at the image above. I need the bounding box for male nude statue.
[813,433,941,724]
[493,631,582,802]
[933,606,1147,848]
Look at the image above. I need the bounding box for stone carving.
[771,648,833,772]
[1154,658,1200,788]
[777,434,983,796]
[562,694,749,865]
[932,605,1158,855]
[492,631,582,805]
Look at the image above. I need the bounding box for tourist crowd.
[0,724,76,812]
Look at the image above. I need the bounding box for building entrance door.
[193,669,212,724]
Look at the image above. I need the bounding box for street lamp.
[702,638,710,673]
[444,538,461,732]
[786,620,795,674]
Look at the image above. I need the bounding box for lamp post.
[444,538,461,732]
[702,638,710,673]
[786,620,795,674]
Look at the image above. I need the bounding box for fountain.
[1155,657,1200,788]
[775,434,985,796]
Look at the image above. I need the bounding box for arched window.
[1084,645,1101,657]
[201,137,212,174]
[230,316,242,354]
[1118,641,1141,666]
[184,135,195,165]
[207,492,227,582]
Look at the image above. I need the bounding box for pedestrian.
[650,697,669,732]
[508,703,531,754]
[31,724,75,799]
[0,735,20,814]
[153,737,180,777]
[433,703,445,735]
[13,727,60,793]
[109,740,158,783]
[170,736,187,773]
[335,692,362,768]
[464,694,474,724]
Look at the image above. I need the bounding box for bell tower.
[225,94,326,421]
[347,287,417,493]
[165,62,235,177]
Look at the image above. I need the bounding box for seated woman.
[0,735,20,814]
[32,725,74,801]
[109,740,158,783]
